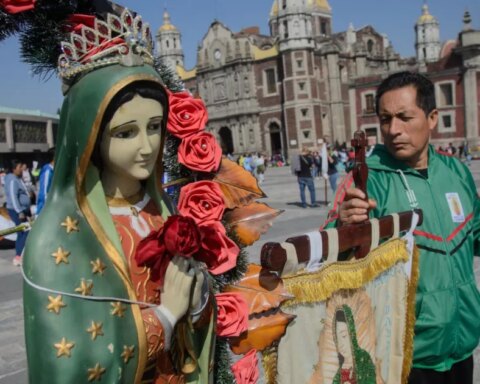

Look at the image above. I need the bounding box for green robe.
[23,64,214,383]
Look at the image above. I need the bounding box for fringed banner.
[263,238,419,384]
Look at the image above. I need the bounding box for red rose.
[231,349,259,384]
[163,215,201,257]
[0,0,35,14]
[167,91,207,139]
[178,181,225,225]
[215,292,249,337]
[135,215,200,286]
[135,230,169,285]
[197,222,239,275]
[178,132,222,173]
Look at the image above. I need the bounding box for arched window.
[367,39,374,54]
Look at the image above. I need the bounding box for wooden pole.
[324,178,328,205]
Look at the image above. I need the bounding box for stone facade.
[157,1,480,158]
[0,106,58,165]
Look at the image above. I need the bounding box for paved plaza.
[0,160,479,383]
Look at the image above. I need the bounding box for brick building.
[156,1,480,158]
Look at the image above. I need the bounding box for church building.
[156,1,480,158]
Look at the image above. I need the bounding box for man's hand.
[338,187,377,225]
[18,212,26,221]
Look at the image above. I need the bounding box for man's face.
[378,85,437,169]
[13,164,22,176]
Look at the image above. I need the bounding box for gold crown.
[57,9,154,81]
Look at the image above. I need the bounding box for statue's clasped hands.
[160,256,206,324]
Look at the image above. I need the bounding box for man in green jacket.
[328,71,480,383]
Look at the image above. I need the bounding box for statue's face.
[100,94,163,182]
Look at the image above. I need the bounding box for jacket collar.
[367,144,438,174]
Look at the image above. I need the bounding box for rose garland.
[138,85,258,383]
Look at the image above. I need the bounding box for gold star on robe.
[87,363,106,382]
[51,247,70,265]
[46,295,66,314]
[121,345,135,364]
[54,337,75,358]
[90,258,107,275]
[110,301,126,318]
[61,216,79,234]
[86,321,104,341]
[75,280,93,296]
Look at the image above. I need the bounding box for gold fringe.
[282,238,410,307]
[401,245,420,384]
[262,347,278,384]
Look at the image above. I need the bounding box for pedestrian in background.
[292,146,318,208]
[5,159,31,266]
[255,153,266,184]
[36,147,55,216]
[243,153,253,173]
[327,148,339,193]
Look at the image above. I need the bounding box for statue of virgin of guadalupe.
[22,10,213,384]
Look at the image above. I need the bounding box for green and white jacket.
[325,144,480,371]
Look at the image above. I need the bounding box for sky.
[0,0,479,115]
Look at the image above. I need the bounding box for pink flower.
[178,131,222,173]
[167,91,207,139]
[231,349,259,384]
[215,292,249,337]
[178,181,225,225]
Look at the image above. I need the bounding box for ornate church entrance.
[269,122,282,155]
[219,126,234,154]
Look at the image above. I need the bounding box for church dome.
[270,0,331,17]
[307,0,331,12]
[270,1,278,17]
[417,4,437,24]
[158,10,178,32]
